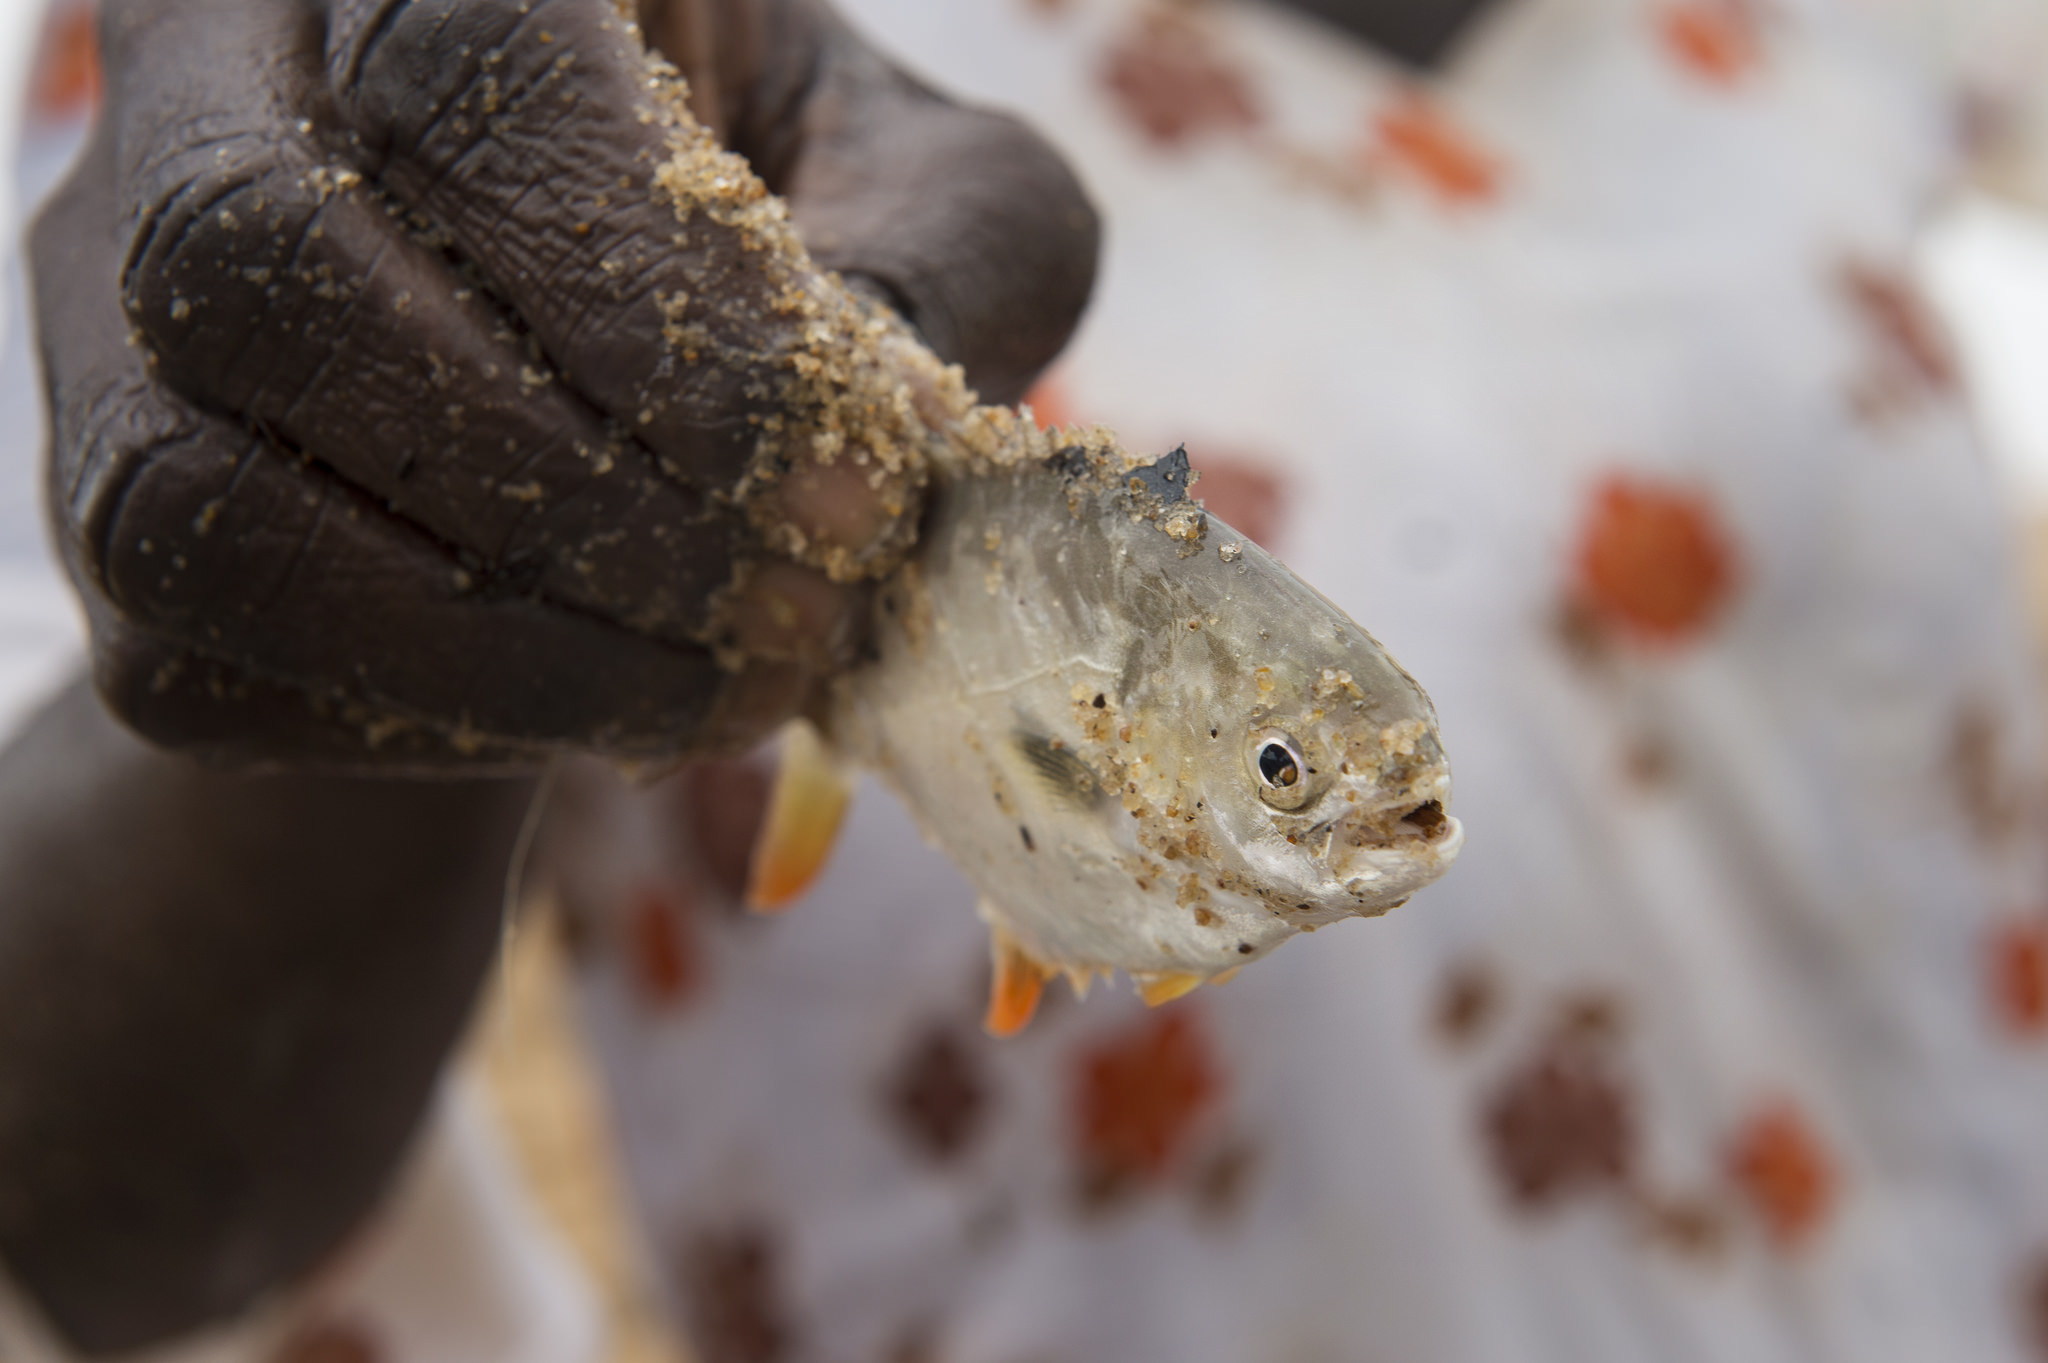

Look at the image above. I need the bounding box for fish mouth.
[1321,796,1458,854]
[1312,793,1463,903]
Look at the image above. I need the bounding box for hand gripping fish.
[642,63,1463,1035]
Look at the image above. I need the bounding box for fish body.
[641,76,1459,1020]
[824,434,1463,997]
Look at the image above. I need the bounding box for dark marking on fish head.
[1050,445,1094,481]
[1128,444,1193,505]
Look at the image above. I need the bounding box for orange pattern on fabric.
[1373,92,1503,206]
[1572,473,1739,645]
[1100,7,1263,149]
[1022,376,1078,432]
[1074,1008,1223,1181]
[627,885,702,1008]
[1726,1100,1837,1250]
[32,4,101,121]
[1989,919,2048,1039]
[1657,2,1762,85]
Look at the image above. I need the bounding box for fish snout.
[1313,757,1462,906]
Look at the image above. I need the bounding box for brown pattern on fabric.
[1189,1136,1263,1224]
[2024,1253,2048,1361]
[884,1024,992,1164]
[1632,1189,1732,1262]
[1552,596,1616,673]
[1839,258,1958,418]
[885,1320,941,1363]
[269,1321,381,1363]
[1623,733,1677,789]
[1481,1003,1638,1209]
[1099,5,1264,148]
[1950,702,2025,845]
[1434,959,1502,1047]
[681,1225,796,1363]
[685,757,776,903]
[1725,1099,1838,1251]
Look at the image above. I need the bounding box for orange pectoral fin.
[1136,971,1205,1007]
[984,925,1052,1038]
[744,720,852,913]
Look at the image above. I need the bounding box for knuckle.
[121,158,325,400]
[78,418,253,631]
[340,0,610,170]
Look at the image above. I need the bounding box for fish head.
[836,438,1465,1015]
[1106,517,1463,966]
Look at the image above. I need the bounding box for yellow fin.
[985,924,1051,1038]
[1208,966,1241,987]
[745,719,852,913]
[1136,971,1204,1007]
[1062,964,1100,1000]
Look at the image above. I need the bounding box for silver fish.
[645,74,1461,1032]
[755,423,1462,1031]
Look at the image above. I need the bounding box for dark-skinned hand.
[0,0,1095,1353]
[33,0,1097,771]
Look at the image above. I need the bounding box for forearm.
[0,677,534,1355]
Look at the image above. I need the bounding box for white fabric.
[4,1,2048,1360]
[555,2,2048,1361]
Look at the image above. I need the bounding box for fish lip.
[1319,793,1457,855]
[1335,814,1464,903]
[1314,791,1463,889]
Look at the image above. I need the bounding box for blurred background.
[8,2,2048,1361]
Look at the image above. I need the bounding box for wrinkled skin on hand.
[34,0,1097,771]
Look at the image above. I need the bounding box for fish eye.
[1248,730,1312,810]
[1258,743,1300,788]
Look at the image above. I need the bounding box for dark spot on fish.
[1238,943,1254,954]
[1014,731,1106,811]
[1130,445,1194,504]
[1210,727,1218,738]
[1050,445,1092,480]
[1020,825,1035,851]
[1093,693,1107,709]
[1403,800,1447,834]
[882,593,897,615]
